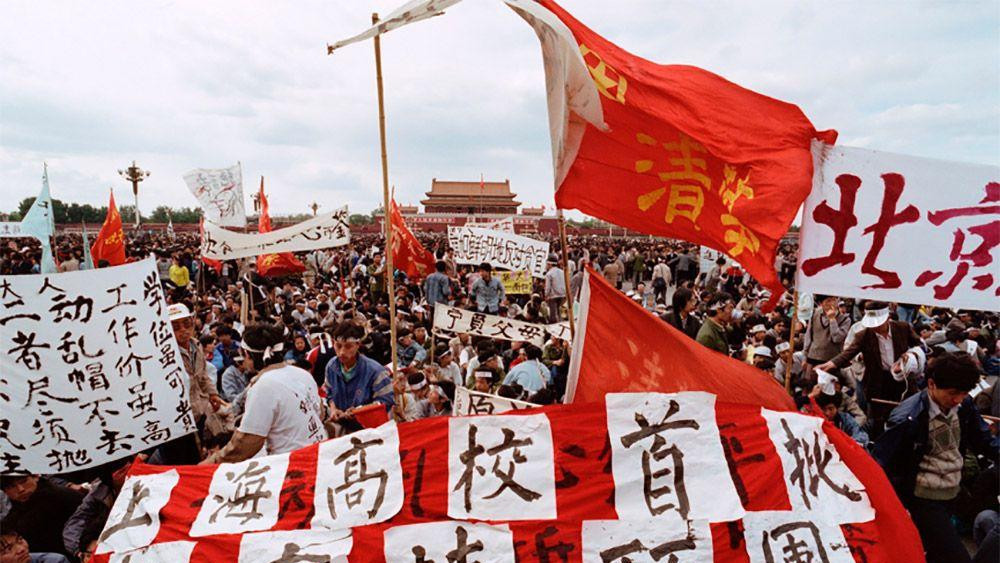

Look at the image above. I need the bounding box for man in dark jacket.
[819,301,921,436]
[873,352,998,563]
[1,475,84,559]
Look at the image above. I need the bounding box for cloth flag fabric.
[93,394,920,563]
[198,217,223,275]
[389,198,435,280]
[91,190,127,267]
[566,266,796,411]
[18,164,58,273]
[506,0,836,308]
[256,179,305,277]
[182,163,247,228]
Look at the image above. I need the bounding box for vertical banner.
[798,143,999,310]
[183,163,247,228]
[0,258,195,474]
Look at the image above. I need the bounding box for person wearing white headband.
[696,292,735,355]
[819,301,922,437]
[323,322,395,421]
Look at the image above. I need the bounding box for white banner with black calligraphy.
[97,470,181,554]
[183,163,247,228]
[581,519,713,563]
[797,142,1000,311]
[200,207,350,260]
[0,258,195,474]
[383,521,514,563]
[452,387,539,416]
[447,225,550,278]
[432,303,567,346]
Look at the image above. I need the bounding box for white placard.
[448,225,550,278]
[0,258,196,474]
[546,321,571,341]
[384,521,515,563]
[797,142,1000,311]
[605,392,744,525]
[238,529,353,563]
[190,453,291,537]
[311,422,404,530]
[0,222,26,237]
[760,408,874,523]
[742,511,855,563]
[452,387,539,416]
[97,470,180,554]
[581,519,713,563]
[108,541,196,563]
[200,207,350,260]
[433,303,549,345]
[183,163,247,228]
[698,246,732,274]
[448,413,556,521]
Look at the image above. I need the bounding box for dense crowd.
[0,228,997,563]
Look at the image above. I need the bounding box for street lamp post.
[309,202,320,216]
[117,161,150,228]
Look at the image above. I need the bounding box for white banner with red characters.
[92,392,921,563]
[797,143,999,310]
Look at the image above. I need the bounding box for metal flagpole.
[372,12,401,396]
[557,209,576,341]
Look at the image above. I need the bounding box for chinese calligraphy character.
[801,174,861,277]
[635,133,709,228]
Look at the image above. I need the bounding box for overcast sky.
[1,0,997,218]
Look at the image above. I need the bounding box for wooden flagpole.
[373,13,401,393]
[785,289,799,393]
[557,209,576,341]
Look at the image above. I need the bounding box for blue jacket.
[423,272,451,308]
[324,354,395,412]
[873,391,998,500]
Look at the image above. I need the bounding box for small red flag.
[389,199,435,280]
[90,190,126,267]
[256,179,305,278]
[537,0,835,307]
[567,266,795,411]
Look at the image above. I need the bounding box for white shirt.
[876,328,894,371]
[239,364,327,455]
[439,362,463,388]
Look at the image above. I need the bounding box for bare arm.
[200,431,266,465]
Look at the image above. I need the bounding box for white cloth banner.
[433,303,566,345]
[326,0,462,53]
[452,387,539,416]
[0,258,196,474]
[201,207,351,260]
[447,225,549,277]
[0,222,26,237]
[183,163,247,228]
[698,246,732,274]
[470,216,514,233]
[797,143,999,311]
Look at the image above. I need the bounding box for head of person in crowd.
[752,346,774,371]
[814,389,844,423]
[925,351,980,411]
[0,530,30,563]
[524,343,543,363]
[672,287,697,317]
[199,334,216,359]
[168,303,194,344]
[429,380,454,411]
[706,292,735,324]
[398,328,414,347]
[240,322,287,371]
[478,262,493,282]
[497,383,525,401]
[860,300,890,335]
[217,326,235,347]
[332,321,366,370]
[0,475,38,504]
[473,371,493,392]
[291,333,309,354]
[407,372,429,400]
[750,324,767,344]
[435,260,446,274]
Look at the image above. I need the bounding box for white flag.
[183,164,246,228]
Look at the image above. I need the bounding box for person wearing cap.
[696,292,735,355]
[423,260,452,309]
[774,341,803,388]
[398,329,427,368]
[470,262,505,314]
[873,352,998,563]
[203,323,327,464]
[819,301,922,437]
[324,322,395,417]
[803,295,851,369]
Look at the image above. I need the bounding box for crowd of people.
[0,227,997,563]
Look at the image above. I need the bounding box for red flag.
[256,178,305,277]
[535,0,835,307]
[90,190,126,267]
[389,199,435,280]
[567,266,795,411]
[198,217,223,275]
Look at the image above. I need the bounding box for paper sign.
[499,270,532,294]
[448,225,550,277]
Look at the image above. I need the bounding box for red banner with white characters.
[797,143,999,311]
[94,393,920,562]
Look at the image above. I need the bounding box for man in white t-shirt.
[201,323,327,464]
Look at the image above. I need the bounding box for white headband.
[240,340,285,361]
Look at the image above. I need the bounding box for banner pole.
[557,209,575,341]
[786,288,799,394]
[373,13,401,401]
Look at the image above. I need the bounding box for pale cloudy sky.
[1,0,997,217]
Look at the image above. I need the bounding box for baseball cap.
[167,303,192,321]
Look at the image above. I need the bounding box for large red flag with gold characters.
[256,179,305,277]
[389,198,435,280]
[524,0,836,305]
[90,189,126,267]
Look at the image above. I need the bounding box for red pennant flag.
[389,199,435,280]
[535,0,835,307]
[567,266,795,411]
[256,179,305,277]
[90,190,126,267]
[198,217,223,275]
